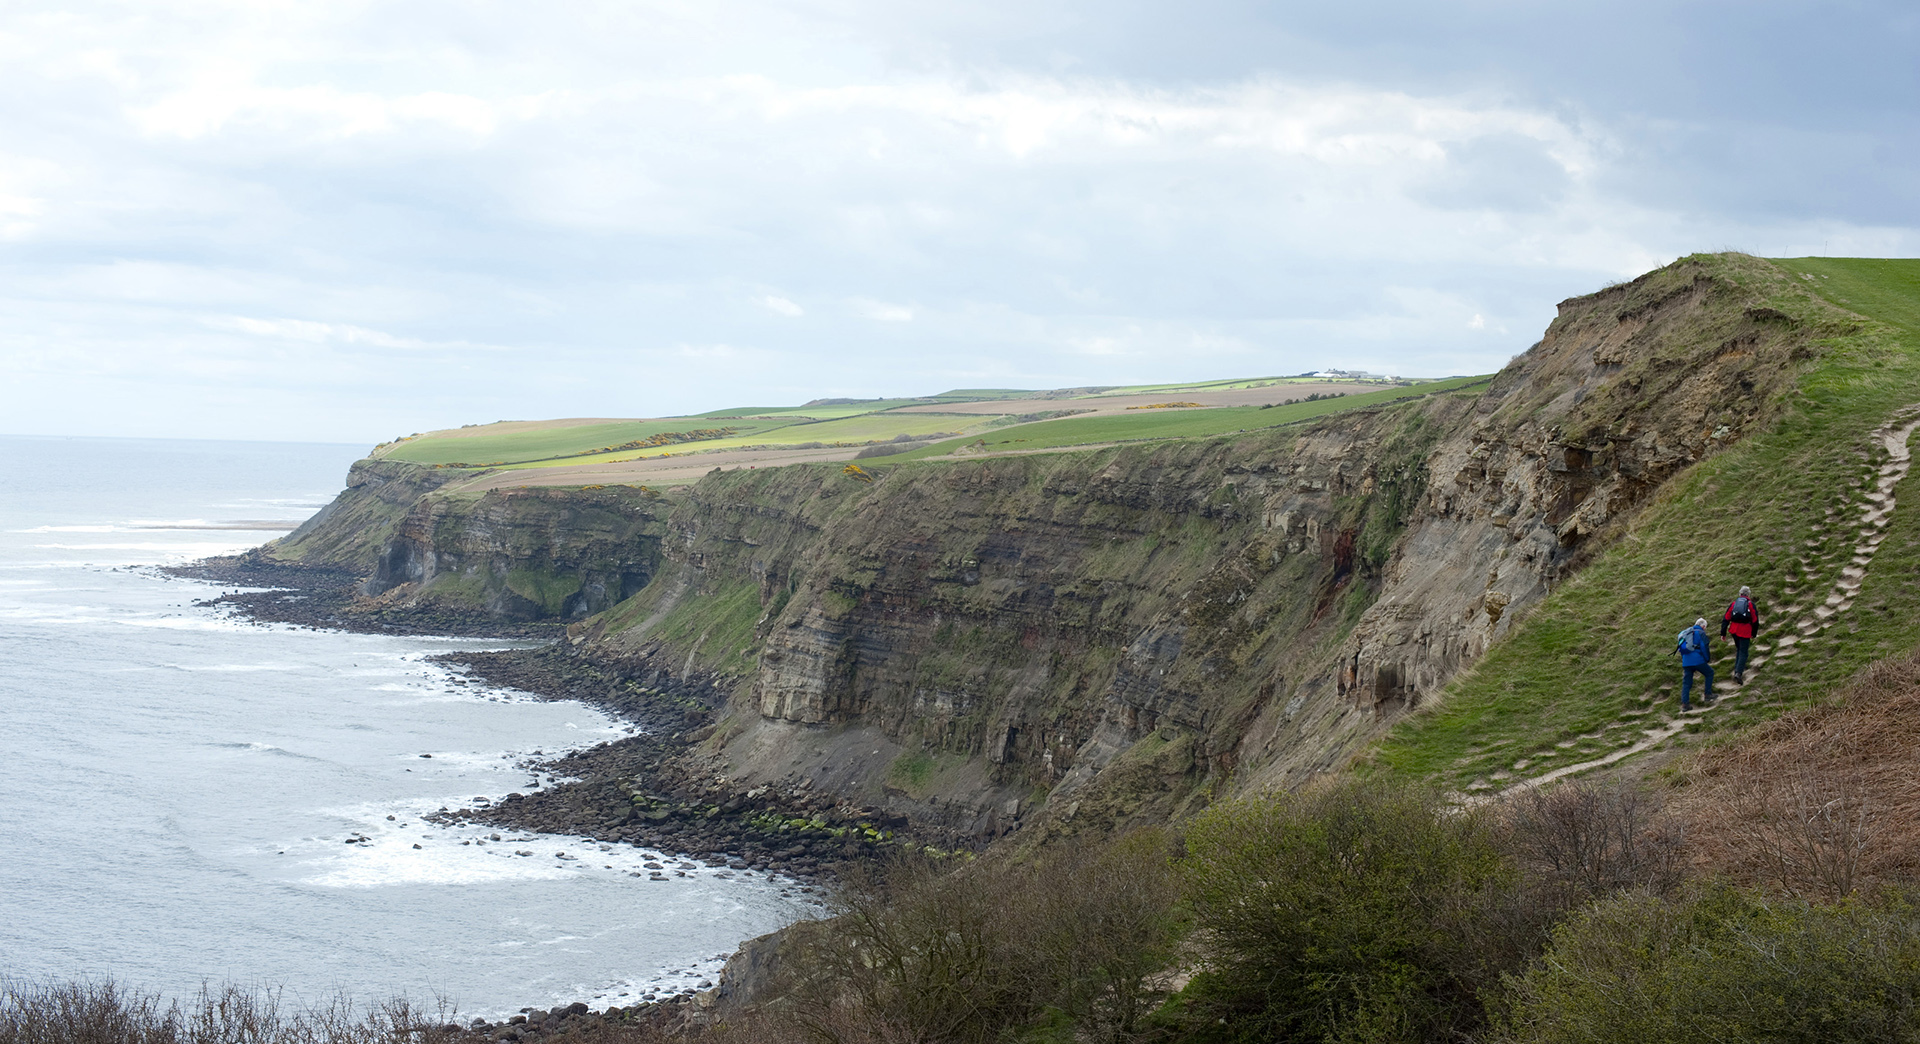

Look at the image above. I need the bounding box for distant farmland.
[377,374,1477,485]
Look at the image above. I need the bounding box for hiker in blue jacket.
[1676,616,1714,711]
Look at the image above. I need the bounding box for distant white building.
[1305,368,1396,380]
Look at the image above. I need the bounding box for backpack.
[1678,627,1703,655]
[1730,596,1753,624]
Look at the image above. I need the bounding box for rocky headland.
[179,253,1920,1029]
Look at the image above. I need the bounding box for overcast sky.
[2,1,1915,443]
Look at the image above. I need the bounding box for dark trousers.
[1682,664,1714,708]
[1732,637,1751,677]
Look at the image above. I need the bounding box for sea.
[0,435,807,1018]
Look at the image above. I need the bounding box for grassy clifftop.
[1373,256,1920,791]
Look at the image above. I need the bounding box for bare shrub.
[0,978,462,1044]
[1005,830,1184,1043]
[1503,780,1683,905]
[769,831,1181,1044]
[1722,765,1873,900]
[774,853,1036,1044]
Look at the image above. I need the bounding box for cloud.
[0,1,1912,442]
[851,299,915,323]
[204,316,421,348]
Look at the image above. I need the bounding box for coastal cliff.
[262,253,1869,842]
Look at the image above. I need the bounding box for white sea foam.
[296,802,683,889]
[164,662,305,673]
[300,843,579,888]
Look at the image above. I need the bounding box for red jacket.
[1723,596,1760,640]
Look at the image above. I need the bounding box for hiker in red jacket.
[1721,585,1761,683]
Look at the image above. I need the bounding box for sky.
[1,1,1915,444]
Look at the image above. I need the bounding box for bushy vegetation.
[746,777,1705,1044]
[1174,782,1511,1043]
[1162,779,1686,1044]
[1498,886,1920,1044]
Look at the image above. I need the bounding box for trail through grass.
[1371,257,1920,792]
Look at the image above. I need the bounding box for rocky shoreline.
[426,647,909,883]
[170,557,929,873]
[167,555,912,1034]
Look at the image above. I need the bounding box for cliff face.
[271,459,466,572]
[264,460,668,623]
[591,413,1457,839]
[363,486,668,621]
[271,254,1845,842]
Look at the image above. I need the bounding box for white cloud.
[851,299,914,322]
[201,316,503,353]
[0,1,1910,441]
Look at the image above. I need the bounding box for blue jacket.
[1678,624,1711,667]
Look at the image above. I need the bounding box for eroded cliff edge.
[257,254,1859,844]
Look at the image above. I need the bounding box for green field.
[377,373,1457,472]
[1370,256,1920,790]
[487,410,989,470]
[376,417,802,466]
[881,376,1489,460]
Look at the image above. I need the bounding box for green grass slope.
[1371,255,1920,791]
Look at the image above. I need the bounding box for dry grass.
[1672,645,1920,898]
